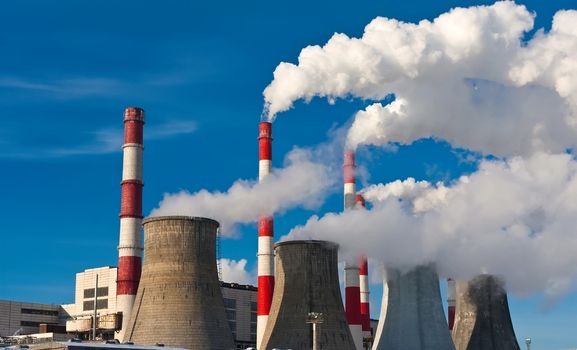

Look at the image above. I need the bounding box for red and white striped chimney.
[447,278,456,330]
[344,150,363,350]
[116,107,144,341]
[257,122,275,349]
[357,194,371,340]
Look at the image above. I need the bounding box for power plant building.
[221,282,258,349]
[0,300,66,337]
[62,267,118,318]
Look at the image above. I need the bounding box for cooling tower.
[373,265,455,350]
[260,240,356,350]
[452,275,520,350]
[124,216,235,350]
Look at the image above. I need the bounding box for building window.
[84,287,108,299]
[20,308,59,317]
[250,312,257,322]
[20,321,41,327]
[226,309,236,321]
[250,322,257,333]
[82,299,109,311]
[250,302,257,312]
[229,321,237,337]
[223,298,236,309]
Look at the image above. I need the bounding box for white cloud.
[219,258,256,285]
[0,120,197,158]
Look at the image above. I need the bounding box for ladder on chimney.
[216,227,222,281]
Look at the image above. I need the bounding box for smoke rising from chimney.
[150,148,335,235]
[263,2,577,157]
[285,152,577,300]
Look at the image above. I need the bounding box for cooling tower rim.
[142,215,220,227]
[275,239,339,249]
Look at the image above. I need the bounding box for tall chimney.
[357,194,371,342]
[447,278,456,330]
[344,150,363,350]
[116,107,144,341]
[257,121,275,349]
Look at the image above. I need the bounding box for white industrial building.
[221,282,258,349]
[61,267,118,318]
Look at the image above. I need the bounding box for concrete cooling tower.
[260,240,356,350]
[452,275,520,350]
[373,265,455,350]
[123,216,235,350]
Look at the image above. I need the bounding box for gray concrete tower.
[373,265,456,350]
[260,240,356,350]
[452,274,520,350]
[124,216,235,350]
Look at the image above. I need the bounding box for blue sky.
[1,0,576,348]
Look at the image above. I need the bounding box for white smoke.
[150,148,335,235]
[219,258,256,285]
[362,177,449,213]
[285,152,577,299]
[263,2,577,156]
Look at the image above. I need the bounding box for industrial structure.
[260,240,356,350]
[447,278,456,330]
[123,216,235,350]
[116,107,145,341]
[343,150,363,350]
[452,275,520,350]
[1,106,533,350]
[0,300,65,337]
[256,121,275,349]
[356,194,372,344]
[373,265,455,350]
[221,282,258,349]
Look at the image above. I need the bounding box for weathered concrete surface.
[260,240,356,350]
[124,216,235,350]
[452,275,520,350]
[373,265,455,350]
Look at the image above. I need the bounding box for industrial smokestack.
[117,107,144,341]
[373,266,456,350]
[257,121,275,349]
[260,240,356,350]
[357,194,372,342]
[344,151,363,350]
[447,278,456,330]
[124,216,235,350]
[451,275,520,350]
